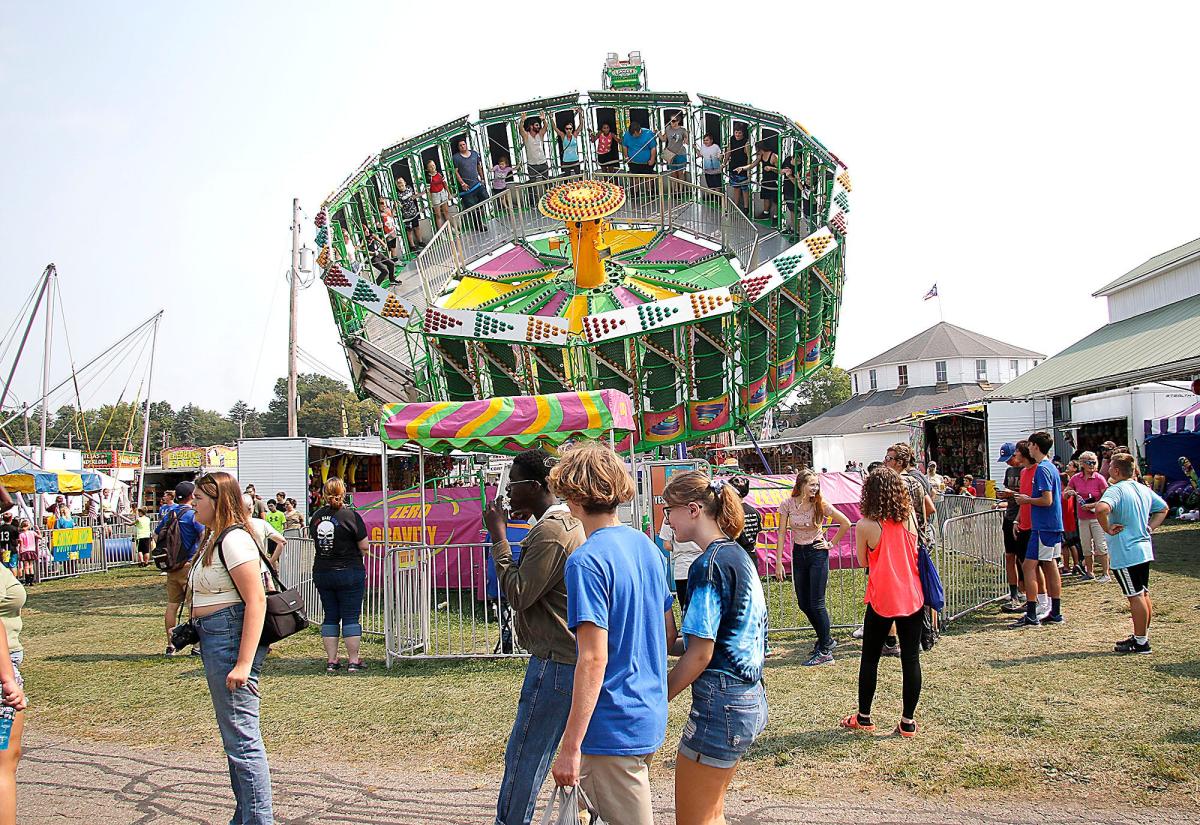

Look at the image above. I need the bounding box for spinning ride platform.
[316,56,850,452]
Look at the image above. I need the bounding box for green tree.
[227,400,264,440]
[172,404,198,444]
[263,373,358,437]
[782,366,852,427]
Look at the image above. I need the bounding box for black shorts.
[137,537,152,554]
[704,172,723,189]
[598,152,619,170]
[1003,523,1026,555]
[629,162,654,175]
[404,216,419,230]
[1113,562,1151,597]
[1063,530,1081,550]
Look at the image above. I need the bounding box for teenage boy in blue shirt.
[1010,431,1065,627]
[1094,453,1168,654]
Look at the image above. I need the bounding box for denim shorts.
[678,670,767,769]
[10,650,23,689]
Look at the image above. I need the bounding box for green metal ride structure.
[316,53,850,453]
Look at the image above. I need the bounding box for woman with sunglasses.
[1068,451,1109,581]
[663,471,767,825]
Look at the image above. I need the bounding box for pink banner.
[355,487,490,593]
[741,472,864,574]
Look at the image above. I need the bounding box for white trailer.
[237,436,390,520]
[1067,383,1194,455]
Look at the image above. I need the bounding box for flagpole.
[937,293,944,322]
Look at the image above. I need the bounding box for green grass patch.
[18,524,1200,804]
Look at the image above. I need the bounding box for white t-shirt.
[699,143,722,173]
[523,131,548,165]
[658,521,704,580]
[249,517,284,548]
[188,528,271,608]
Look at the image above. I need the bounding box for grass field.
[20,523,1200,806]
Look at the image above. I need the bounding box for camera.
[170,621,200,650]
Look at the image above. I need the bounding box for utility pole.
[287,198,301,437]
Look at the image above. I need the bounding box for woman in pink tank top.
[841,467,925,738]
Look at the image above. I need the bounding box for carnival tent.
[380,390,636,454]
[0,468,102,494]
[1144,400,1200,483]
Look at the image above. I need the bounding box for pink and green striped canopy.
[380,390,635,455]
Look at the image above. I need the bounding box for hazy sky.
[3,3,1198,417]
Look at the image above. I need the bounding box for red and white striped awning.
[1144,399,1200,438]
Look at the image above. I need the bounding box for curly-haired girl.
[842,467,924,738]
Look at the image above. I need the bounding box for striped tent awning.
[1144,400,1200,438]
[0,469,103,494]
[380,390,636,455]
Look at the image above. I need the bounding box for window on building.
[853,374,859,394]
[898,365,909,387]
[935,361,947,383]
[1010,359,1020,376]
[869,369,877,390]
[976,359,988,381]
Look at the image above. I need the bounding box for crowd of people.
[0,423,1174,825]
[345,110,825,282]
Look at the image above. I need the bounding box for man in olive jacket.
[485,449,586,825]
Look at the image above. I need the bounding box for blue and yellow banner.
[51,527,93,562]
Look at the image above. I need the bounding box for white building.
[790,323,1046,475]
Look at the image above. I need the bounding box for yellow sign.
[51,527,93,561]
[163,448,205,469]
[206,445,238,468]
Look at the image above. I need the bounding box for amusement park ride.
[317,54,850,453]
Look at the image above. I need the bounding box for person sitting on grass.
[663,471,768,825]
[1093,453,1168,654]
[841,467,925,738]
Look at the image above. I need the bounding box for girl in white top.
[187,471,274,825]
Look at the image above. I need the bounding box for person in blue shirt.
[548,443,671,825]
[1011,431,1065,627]
[621,121,658,175]
[662,470,767,825]
[1094,453,1168,654]
[155,480,205,655]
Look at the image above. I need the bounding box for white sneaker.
[1095,575,1111,584]
[1036,602,1052,621]
[851,625,864,639]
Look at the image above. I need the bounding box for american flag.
[923,283,938,301]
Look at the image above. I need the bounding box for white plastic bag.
[539,784,607,825]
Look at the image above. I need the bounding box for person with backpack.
[155,481,205,656]
[185,471,274,825]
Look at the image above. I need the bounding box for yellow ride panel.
[443,276,541,310]
[599,228,657,256]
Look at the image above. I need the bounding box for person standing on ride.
[775,469,851,666]
[426,159,452,228]
[726,126,751,214]
[484,449,586,825]
[186,471,274,825]
[520,111,551,182]
[394,177,423,254]
[841,467,925,737]
[621,120,658,176]
[377,196,399,257]
[549,444,673,825]
[308,477,369,673]
[453,138,489,214]
[662,472,767,825]
[736,141,781,221]
[658,114,689,182]
[552,108,583,177]
[592,121,620,172]
[696,133,723,193]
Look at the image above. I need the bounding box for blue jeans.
[194,603,273,825]
[495,655,575,825]
[793,544,833,650]
[313,566,366,638]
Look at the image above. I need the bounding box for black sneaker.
[1114,637,1151,654]
[164,645,177,657]
[881,643,901,657]
[1043,614,1066,625]
[1008,614,1041,629]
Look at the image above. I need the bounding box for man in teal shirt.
[1093,453,1167,654]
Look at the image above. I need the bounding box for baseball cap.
[174,481,196,500]
[996,442,1017,463]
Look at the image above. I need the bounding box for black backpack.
[152,506,195,572]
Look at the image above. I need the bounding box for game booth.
[372,389,638,663]
[1143,399,1200,510]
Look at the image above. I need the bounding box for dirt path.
[18,732,1194,825]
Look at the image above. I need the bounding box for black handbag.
[216,525,309,645]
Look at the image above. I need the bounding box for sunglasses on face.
[505,479,540,493]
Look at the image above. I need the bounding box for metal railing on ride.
[411,171,767,307]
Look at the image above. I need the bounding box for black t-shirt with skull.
[308,506,368,571]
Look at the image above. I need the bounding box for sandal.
[840,713,875,732]
[347,660,366,673]
[325,661,342,674]
[894,721,919,738]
